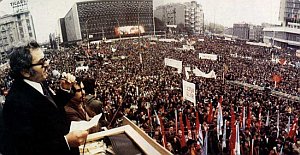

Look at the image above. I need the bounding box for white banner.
[182,80,196,106]
[183,45,195,51]
[199,53,218,61]
[193,67,216,79]
[75,66,89,72]
[164,58,182,73]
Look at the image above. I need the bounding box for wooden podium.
[81,116,172,155]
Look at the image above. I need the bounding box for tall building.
[60,0,153,43]
[279,0,300,27]
[154,1,204,34]
[233,23,249,40]
[263,0,300,48]
[0,0,36,63]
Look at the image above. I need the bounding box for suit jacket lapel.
[20,80,58,108]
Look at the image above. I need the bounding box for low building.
[263,23,300,48]
[249,25,263,42]
[233,23,249,40]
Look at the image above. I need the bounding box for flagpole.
[222,71,225,84]
[251,139,254,155]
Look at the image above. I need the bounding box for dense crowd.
[1,36,299,155]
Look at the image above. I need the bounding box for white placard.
[199,53,218,61]
[164,58,182,73]
[182,80,196,106]
[69,113,102,132]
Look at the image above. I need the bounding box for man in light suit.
[2,41,88,155]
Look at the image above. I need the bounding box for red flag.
[278,58,286,65]
[179,112,186,147]
[207,102,213,123]
[196,112,200,133]
[229,105,236,151]
[272,74,282,83]
[247,106,252,128]
[159,116,167,148]
[288,117,299,139]
[186,115,191,131]
[258,107,262,132]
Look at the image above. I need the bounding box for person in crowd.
[65,79,90,121]
[2,40,88,155]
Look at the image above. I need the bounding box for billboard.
[115,25,145,37]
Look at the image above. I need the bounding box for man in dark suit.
[2,41,88,155]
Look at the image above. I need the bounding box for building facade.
[279,0,300,26]
[233,23,249,40]
[154,1,204,34]
[263,0,300,48]
[0,10,36,63]
[249,25,263,42]
[60,0,153,43]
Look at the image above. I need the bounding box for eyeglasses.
[30,58,49,68]
[75,88,85,92]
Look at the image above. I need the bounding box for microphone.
[52,70,61,79]
[51,70,76,83]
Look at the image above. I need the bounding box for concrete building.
[0,11,36,63]
[154,1,204,34]
[279,0,300,27]
[263,0,300,48]
[233,23,249,40]
[249,25,263,42]
[224,27,233,36]
[59,0,153,43]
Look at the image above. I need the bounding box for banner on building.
[199,53,218,61]
[164,58,182,73]
[114,25,145,37]
[182,80,196,106]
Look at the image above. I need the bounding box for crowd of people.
[0,35,299,155]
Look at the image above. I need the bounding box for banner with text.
[164,58,182,73]
[199,53,218,61]
[182,80,196,106]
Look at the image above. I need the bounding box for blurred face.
[178,130,182,137]
[72,82,85,103]
[28,48,50,82]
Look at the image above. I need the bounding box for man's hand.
[60,72,76,90]
[65,130,89,147]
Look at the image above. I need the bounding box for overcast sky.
[0,0,281,43]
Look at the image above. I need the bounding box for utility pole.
[85,18,92,53]
[116,19,121,40]
[152,1,156,37]
[138,2,141,50]
[102,26,105,40]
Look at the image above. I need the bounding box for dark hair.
[9,40,40,80]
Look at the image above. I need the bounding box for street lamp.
[115,18,121,39]
[85,18,92,53]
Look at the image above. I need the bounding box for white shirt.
[24,79,44,95]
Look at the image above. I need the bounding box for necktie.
[41,84,57,108]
